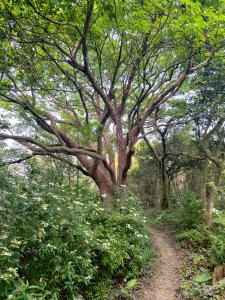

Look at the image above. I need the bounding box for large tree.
[0,0,224,196]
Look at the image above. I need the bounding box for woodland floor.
[133,227,184,300]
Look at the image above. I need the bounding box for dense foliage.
[146,190,225,299]
[0,168,151,300]
[179,212,225,299]
[0,0,224,195]
[129,53,225,298]
[0,0,225,299]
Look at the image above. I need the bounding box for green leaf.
[193,269,212,283]
[125,278,137,291]
[193,255,203,265]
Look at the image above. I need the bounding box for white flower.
[46,244,57,249]
[41,204,48,210]
[101,194,107,198]
[121,184,126,187]
[7,268,18,276]
[126,224,131,229]
[11,239,22,248]
[102,241,110,249]
[34,197,42,202]
[136,233,143,238]
[0,234,8,239]
[2,251,12,256]
[98,207,104,211]
[18,194,27,199]
[73,200,84,205]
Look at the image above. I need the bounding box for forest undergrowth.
[147,190,225,300]
[0,169,152,300]
[0,0,225,299]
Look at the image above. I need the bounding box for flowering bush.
[0,184,151,299]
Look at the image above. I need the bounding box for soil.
[133,227,184,300]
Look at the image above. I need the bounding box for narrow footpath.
[134,228,184,300]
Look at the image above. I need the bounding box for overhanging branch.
[0,133,106,161]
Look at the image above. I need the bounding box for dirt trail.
[134,227,184,300]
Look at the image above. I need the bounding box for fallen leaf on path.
[143,290,151,295]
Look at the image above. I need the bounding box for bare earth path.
[134,227,184,300]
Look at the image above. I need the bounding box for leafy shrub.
[177,226,211,249]
[180,250,225,300]
[0,185,151,299]
[176,210,225,299]
[177,210,225,266]
[146,190,203,231]
[169,190,203,231]
[148,189,225,300]
[207,210,225,266]
[181,279,225,300]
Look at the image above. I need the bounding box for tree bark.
[206,166,222,226]
[91,165,114,196]
[161,166,169,209]
[160,131,169,209]
[200,163,207,222]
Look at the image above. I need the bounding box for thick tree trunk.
[92,167,115,197]
[75,119,136,204]
[116,121,129,186]
[90,150,134,204]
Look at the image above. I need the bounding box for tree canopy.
[0,0,224,195]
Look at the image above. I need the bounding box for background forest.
[0,0,225,299]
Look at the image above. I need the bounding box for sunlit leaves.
[0,0,224,182]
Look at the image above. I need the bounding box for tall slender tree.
[190,59,225,224]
